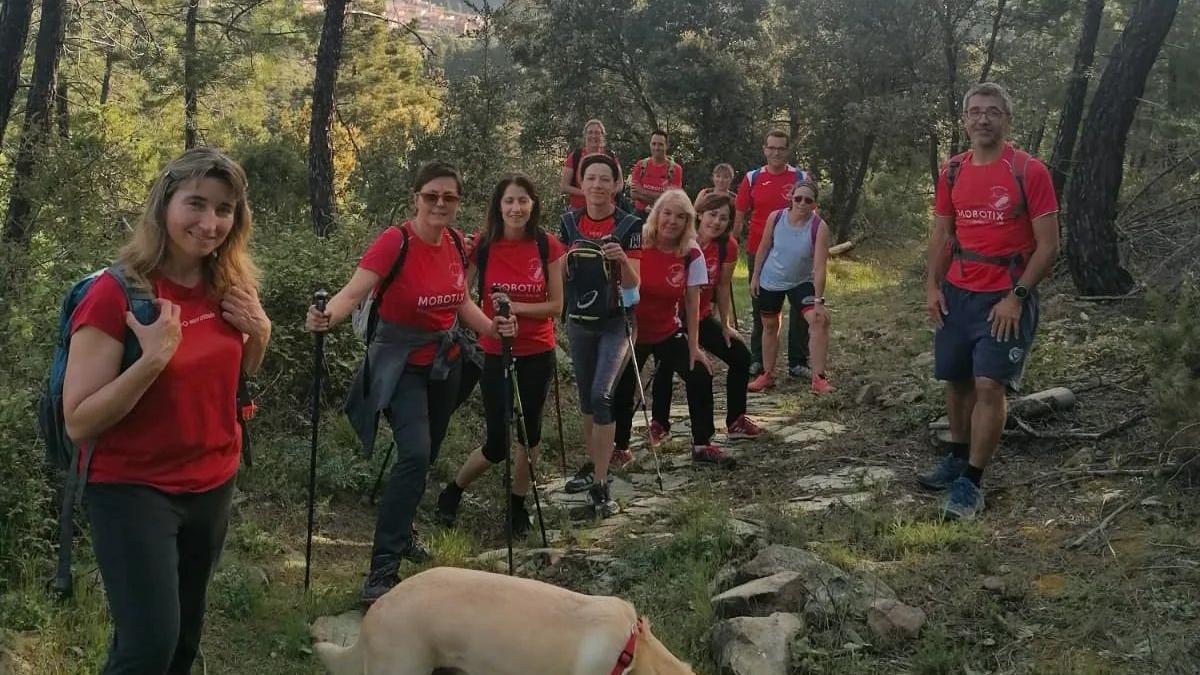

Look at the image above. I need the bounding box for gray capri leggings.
[566,316,630,425]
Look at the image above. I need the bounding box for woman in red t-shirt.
[611,189,736,468]
[693,162,736,208]
[650,192,764,442]
[63,148,271,674]
[305,162,516,607]
[433,175,565,537]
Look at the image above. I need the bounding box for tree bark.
[308,0,350,236]
[0,0,35,148]
[3,0,67,244]
[937,2,961,153]
[1065,0,1179,295]
[835,133,876,242]
[99,48,114,104]
[55,73,69,138]
[978,0,1007,83]
[184,0,200,148]
[1049,0,1105,199]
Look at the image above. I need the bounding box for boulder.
[866,599,926,640]
[711,572,808,619]
[711,613,805,675]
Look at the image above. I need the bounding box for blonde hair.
[642,189,697,258]
[712,163,734,178]
[583,118,606,135]
[119,147,259,297]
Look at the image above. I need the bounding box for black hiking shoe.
[510,498,531,539]
[402,528,432,564]
[435,484,462,527]
[361,555,401,607]
[588,482,619,519]
[565,461,614,493]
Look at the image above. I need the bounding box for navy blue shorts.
[933,282,1039,391]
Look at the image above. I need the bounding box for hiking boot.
[747,372,775,393]
[692,445,737,469]
[726,415,764,440]
[435,484,462,527]
[588,482,618,519]
[749,361,764,376]
[565,461,596,493]
[402,528,432,564]
[916,454,968,491]
[510,498,531,539]
[611,446,635,470]
[942,477,985,521]
[811,374,834,395]
[650,420,669,445]
[789,364,813,379]
[361,555,401,607]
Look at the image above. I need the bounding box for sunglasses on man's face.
[793,195,815,204]
[418,192,461,206]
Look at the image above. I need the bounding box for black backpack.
[559,208,642,324]
[474,230,551,303]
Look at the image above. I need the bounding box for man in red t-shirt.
[630,129,683,217]
[920,82,1060,521]
[733,129,810,376]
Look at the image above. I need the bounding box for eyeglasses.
[965,108,1007,121]
[793,196,815,204]
[418,192,461,206]
[765,145,789,153]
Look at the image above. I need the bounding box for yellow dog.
[314,566,696,675]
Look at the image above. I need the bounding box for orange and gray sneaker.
[692,444,737,468]
[811,374,834,395]
[610,446,635,470]
[747,372,774,393]
[726,415,764,440]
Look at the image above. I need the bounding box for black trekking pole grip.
[493,285,513,352]
[305,289,328,591]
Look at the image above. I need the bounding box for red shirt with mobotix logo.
[698,237,739,321]
[70,272,244,493]
[631,158,683,213]
[736,166,801,255]
[934,143,1057,293]
[471,235,567,357]
[633,243,708,345]
[359,222,467,365]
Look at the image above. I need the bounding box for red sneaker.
[649,420,669,445]
[692,445,737,469]
[610,446,635,470]
[726,415,764,440]
[811,375,834,395]
[747,372,774,393]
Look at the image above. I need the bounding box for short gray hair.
[962,82,1014,117]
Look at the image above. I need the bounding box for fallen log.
[829,235,865,257]
[929,387,1077,430]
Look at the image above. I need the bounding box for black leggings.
[651,315,751,427]
[480,350,555,463]
[87,477,235,675]
[613,331,715,448]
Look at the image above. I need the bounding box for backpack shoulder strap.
[536,230,551,288]
[717,237,728,267]
[1011,149,1033,219]
[946,151,971,189]
[447,227,468,266]
[561,210,581,243]
[475,239,491,302]
[811,214,822,249]
[376,226,411,301]
[747,166,763,188]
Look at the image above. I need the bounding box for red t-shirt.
[471,235,567,357]
[698,237,739,321]
[359,223,467,365]
[634,244,708,344]
[934,144,1057,293]
[631,158,683,212]
[573,213,643,260]
[735,166,801,255]
[70,272,244,493]
[565,149,622,210]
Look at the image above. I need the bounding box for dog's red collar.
[610,618,645,675]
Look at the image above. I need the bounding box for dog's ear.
[638,616,652,634]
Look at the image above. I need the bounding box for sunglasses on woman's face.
[418,192,461,206]
[793,195,815,204]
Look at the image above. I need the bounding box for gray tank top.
[760,210,818,291]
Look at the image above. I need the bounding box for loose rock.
[711,572,808,619]
[710,613,805,675]
[866,599,926,640]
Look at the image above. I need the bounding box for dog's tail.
[313,639,364,675]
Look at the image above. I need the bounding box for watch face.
[1014,285,1029,299]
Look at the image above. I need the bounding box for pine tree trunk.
[308,0,350,237]
[99,48,113,104]
[1065,0,1179,295]
[2,0,66,245]
[55,74,69,138]
[0,0,35,148]
[1049,0,1105,199]
[835,134,876,243]
[937,2,961,153]
[978,0,1007,83]
[184,0,199,148]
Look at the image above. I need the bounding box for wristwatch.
[1012,284,1030,301]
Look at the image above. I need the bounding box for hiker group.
[46,81,1057,673]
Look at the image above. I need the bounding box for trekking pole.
[495,293,516,576]
[368,440,395,506]
[601,236,665,492]
[304,290,328,591]
[552,361,568,479]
